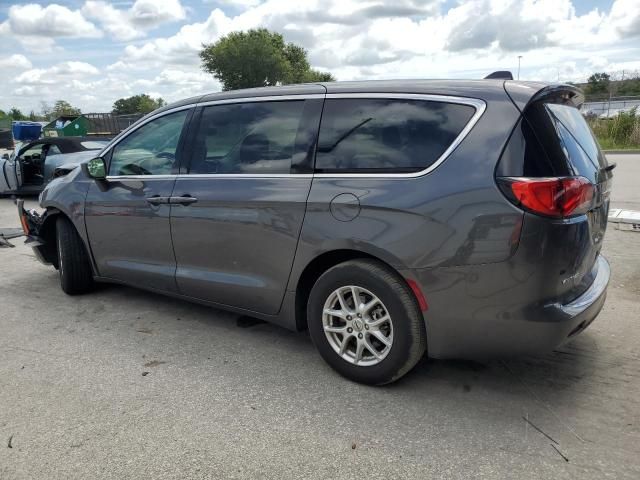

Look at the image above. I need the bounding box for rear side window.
[315,99,476,173]
[189,101,305,174]
[545,103,606,170]
[507,100,609,184]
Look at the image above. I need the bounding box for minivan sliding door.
[170,96,323,315]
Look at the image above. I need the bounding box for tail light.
[497,176,594,218]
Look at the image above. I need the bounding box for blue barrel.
[12,121,42,141]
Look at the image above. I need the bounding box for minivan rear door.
[500,85,613,294]
[169,94,324,315]
[546,103,612,243]
[522,98,612,246]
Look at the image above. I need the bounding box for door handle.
[170,195,198,206]
[146,196,170,205]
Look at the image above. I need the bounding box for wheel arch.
[37,207,95,274]
[35,207,64,267]
[292,248,417,332]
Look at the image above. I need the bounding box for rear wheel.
[307,260,426,385]
[56,216,94,295]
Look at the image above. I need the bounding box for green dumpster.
[43,115,88,137]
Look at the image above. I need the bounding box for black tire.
[56,216,94,295]
[307,259,427,385]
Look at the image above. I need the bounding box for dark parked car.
[14,79,612,384]
[1,137,110,196]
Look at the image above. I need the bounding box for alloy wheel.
[322,285,394,366]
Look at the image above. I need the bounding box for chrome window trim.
[175,173,314,179]
[100,92,486,180]
[105,174,177,180]
[315,93,486,179]
[105,174,314,180]
[196,94,325,108]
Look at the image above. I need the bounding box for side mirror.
[86,157,107,180]
[1,154,8,161]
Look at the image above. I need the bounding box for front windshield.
[81,140,110,150]
[9,142,24,161]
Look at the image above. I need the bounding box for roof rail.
[484,71,514,80]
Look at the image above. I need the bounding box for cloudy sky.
[0,0,639,114]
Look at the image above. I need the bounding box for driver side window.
[109,110,188,176]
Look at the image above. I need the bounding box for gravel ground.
[1,155,639,479]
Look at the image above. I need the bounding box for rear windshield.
[315,99,476,173]
[545,104,607,170]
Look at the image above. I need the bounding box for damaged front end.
[0,200,56,266]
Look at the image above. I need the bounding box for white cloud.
[81,1,142,41]
[15,62,100,86]
[13,85,50,97]
[121,8,230,66]
[608,0,640,37]
[209,0,264,8]
[130,0,186,27]
[82,0,186,41]
[0,3,100,38]
[0,54,32,70]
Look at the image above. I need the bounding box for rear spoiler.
[504,82,584,112]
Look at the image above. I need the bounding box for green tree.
[585,72,610,95]
[200,28,335,91]
[112,94,166,115]
[52,100,81,117]
[9,107,26,120]
[618,77,640,96]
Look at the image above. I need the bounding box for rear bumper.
[546,254,609,340]
[414,255,610,359]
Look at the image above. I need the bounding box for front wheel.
[56,216,95,295]
[307,260,427,385]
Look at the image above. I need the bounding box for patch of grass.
[588,107,640,150]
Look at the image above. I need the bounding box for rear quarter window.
[500,99,610,184]
[545,103,607,170]
[315,99,476,173]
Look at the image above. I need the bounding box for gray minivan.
[15,79,612,384]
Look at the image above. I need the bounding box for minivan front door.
[84,108,191,292]
[170,97,323,315]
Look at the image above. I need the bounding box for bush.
[587,107,640,150]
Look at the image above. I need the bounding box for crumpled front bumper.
[0,199,46,251]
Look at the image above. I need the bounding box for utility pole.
[517,56,523,80]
